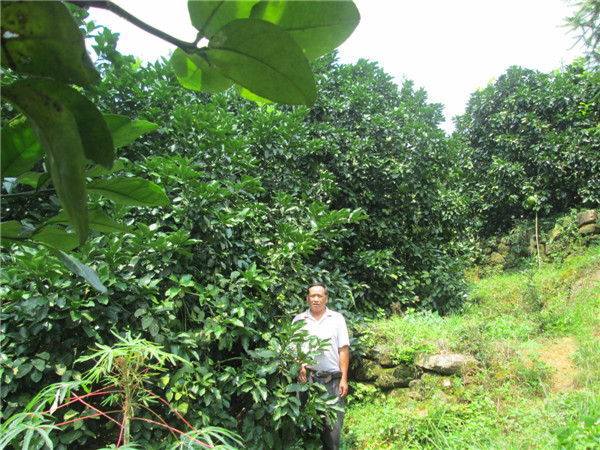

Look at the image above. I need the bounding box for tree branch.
[67,0,201,53]
[1,188,55,198]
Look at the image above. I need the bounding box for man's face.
[307,285,328,314]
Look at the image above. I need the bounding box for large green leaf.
[28,79,114,169]
[250,1,361,61]
[1,1,99,87]
[55,250,107,293]
[0,221,21,247]
[85,160,125,179]
[32,225,79,252]
[206,19,316,106]
[48,209,131,234]
[188,0,258,39]
[234,85,272,105]
[85,159,125,178]
[87,177,170,207]
[170,48,234,93]
[103,114,159,149]
[1,115,43,180]
[16,172,51,191]
[2,81,89,245]
[2,80,114,169]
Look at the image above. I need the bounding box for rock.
[407,391,423,400]
[390,301,404,316]
[578,224,600,235]
[550,224,563,242]
[488,252,505,266]
[432,390,448,402]
[497,243,510,256]
[353,359,381,382]
[387,388,408,399]
[414,352,479,375]
[577,210,597,227]
[371,343,397,368]
[408,379,421,391]
[374,365,414,390]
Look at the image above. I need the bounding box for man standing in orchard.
[293,283,350,450]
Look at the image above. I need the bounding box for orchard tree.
[454,62,600,236]
[1,2,364,448]
[565,0,600,67]
[237,54,471,313]
[1,0,360,288]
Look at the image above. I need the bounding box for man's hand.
[339,378,348,398]
[298,364,307,382]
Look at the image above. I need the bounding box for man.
[292,283,350,450]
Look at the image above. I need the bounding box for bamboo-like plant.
[0,332,243,449]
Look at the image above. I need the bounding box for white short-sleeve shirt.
[292,308,350,372]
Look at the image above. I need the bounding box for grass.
[343,244,600,449]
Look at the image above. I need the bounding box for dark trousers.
[302,372,345,450]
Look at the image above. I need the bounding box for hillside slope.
[344,243,600,449]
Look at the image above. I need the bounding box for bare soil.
[538,336,579,393]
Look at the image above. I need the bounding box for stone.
[353,359,381,382]
[497,243,510,256]
[578,224,600,235]
[407,391,423,400]
[408,379,421,391]
[387,388,408,399]
[432,390,449,402]
[390,301,404,316]
[371,343,397,368]
[577,210,597,227]
[488,252,505,266]
[374,365,414,390]
[414,352,479,375]
[549,225,563,242]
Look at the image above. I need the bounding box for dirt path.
[538,336,578,393]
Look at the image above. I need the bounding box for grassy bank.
[343,244,600,449]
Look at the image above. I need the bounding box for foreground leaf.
[87,177,170,207]
[1,116,43,180]
[55,250,107,293]
[250,1,361,60]
[3,81,89,244]
[25,79,114,169]
[103,114,159,148]
[0,221,21,247]
[234,85,272,105]
[171,48,234,93]
[85,160,125,179]
[48,209,131,233]
[33,225,79,252]
[1,1,99,86]
[188,0,258,39]
[206,19,316,105]
[16,172,51,191]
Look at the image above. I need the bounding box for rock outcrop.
[353,344,478,391]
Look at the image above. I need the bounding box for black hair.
[307,283,328,296]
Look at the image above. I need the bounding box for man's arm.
[338,345,349,398]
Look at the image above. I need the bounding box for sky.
[88,0,585,133]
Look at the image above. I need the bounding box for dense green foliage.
[2,2,600,449]
[1,35,470,450]
[455,63,600,236]
[1,0,359,249]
